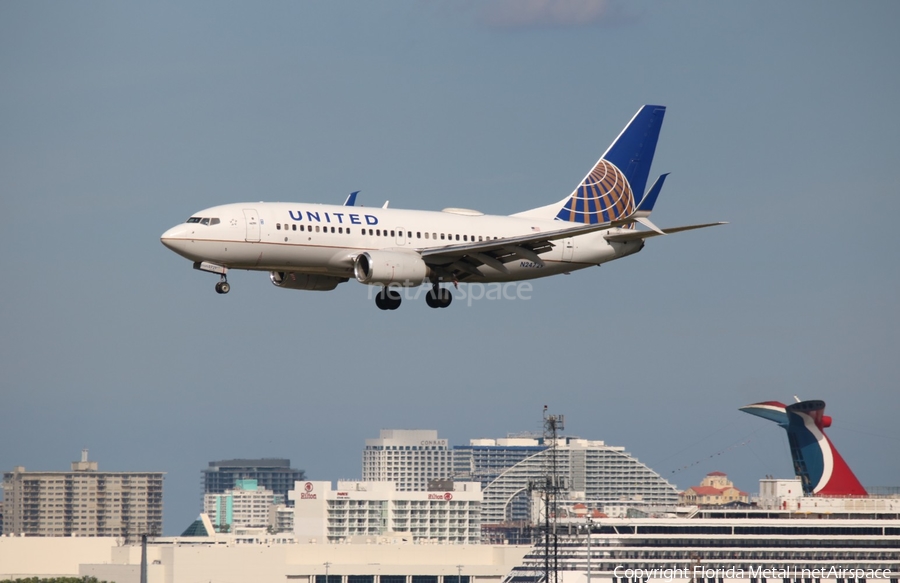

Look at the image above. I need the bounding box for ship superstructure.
[505,399,900,583]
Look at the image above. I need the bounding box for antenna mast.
[531,406,566,583]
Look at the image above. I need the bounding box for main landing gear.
[425,284,452,309]
[375,287,401,310]
[373,284,453,310]
[214,275,230,295]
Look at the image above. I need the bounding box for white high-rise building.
[362,429,451,491]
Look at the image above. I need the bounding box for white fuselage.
[160,202,642,284]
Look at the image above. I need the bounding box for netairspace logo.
[612,566,894,582]
[366,282,533,306]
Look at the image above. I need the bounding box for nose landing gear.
[193,262,230,295]
[214,276,230,294]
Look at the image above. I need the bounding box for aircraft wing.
[603,222,727,242]
[418,215,638,279]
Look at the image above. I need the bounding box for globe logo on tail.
[556,159,635,224]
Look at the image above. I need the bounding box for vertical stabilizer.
[740,399,867,496]
[513,105,667,224]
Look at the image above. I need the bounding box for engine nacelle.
[354,250,429,287]
[270,271,347,291]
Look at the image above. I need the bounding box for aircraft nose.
[160,226,181,250]
[160,225,193,255]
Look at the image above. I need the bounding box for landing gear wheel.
[426,285,452,308]
[215,281,231,294]
[438,287,452,308]
[425,289,441,309]
[375,288,401,310]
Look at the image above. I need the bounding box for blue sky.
[2,1,898,534]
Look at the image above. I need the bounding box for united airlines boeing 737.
[161,105,724,310]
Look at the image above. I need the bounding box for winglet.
[343,191,360,206]
[636,173,668,215]
[632,173,669,234]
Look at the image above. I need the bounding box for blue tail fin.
[555,105,666,224]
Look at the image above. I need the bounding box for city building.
[678,470,749,506]
[1,450,164,540]
[290,479,482,544]
[362,430,451,491]
[452,437,546,489]
[268,504,294,533]
[202,458,304,504]
[203,478,284,532]
[0,534,531,583]
[475,437,679,525]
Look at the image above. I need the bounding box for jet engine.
[270,271,348,291]
[354,251,429,286]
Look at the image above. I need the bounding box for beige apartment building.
[2,450,163,540]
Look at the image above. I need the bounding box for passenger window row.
[275,224,500,243]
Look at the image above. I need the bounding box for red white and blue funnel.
[740,400,867,497]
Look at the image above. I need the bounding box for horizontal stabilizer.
[604,222,727,242]
[635,216,666,235]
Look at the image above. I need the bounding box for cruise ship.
[505,399,900,583]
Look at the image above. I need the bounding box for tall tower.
[530,407,566,583]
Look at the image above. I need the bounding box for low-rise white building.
[290,480,482,544]
[0,535,531,583]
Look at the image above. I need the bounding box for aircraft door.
[395,227,406,246]
[243,209,260,242]
[563,237,574,261]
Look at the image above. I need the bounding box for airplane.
[160,105,724,310]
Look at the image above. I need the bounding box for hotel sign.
[300,481,317,500]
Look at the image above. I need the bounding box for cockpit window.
[187,217,221,225]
